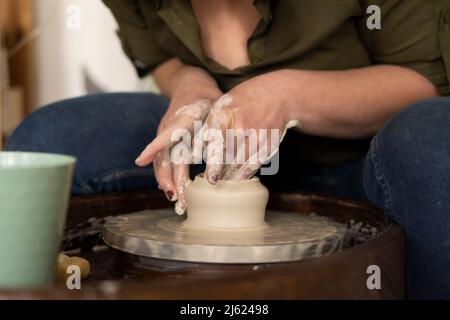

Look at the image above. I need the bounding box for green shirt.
[103,0,450,165]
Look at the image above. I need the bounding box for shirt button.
[133,60,146,69]
[252,53,263,63]
[445,11,450,23]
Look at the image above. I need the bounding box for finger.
[203,110,232,184]
[153,149,177,201]
[135,117,193,166]
[175,99,212,120]
[191,122,208,165]
[221,144,241,180]
[228,163,261,180]
[204,129,226,184]
[171,140,191,214]
[173,163,189,215]
[221,131,248,179]
[225,130,273,180]
[222,163,241,180]
[226,145,262,180]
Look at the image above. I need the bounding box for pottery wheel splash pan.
[103,209,348,264]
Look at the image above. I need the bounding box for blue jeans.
[6,93,450,299]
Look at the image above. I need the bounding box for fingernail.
[135,144,152,163]
[175,200,186,215]
[166,191,174,201]
[135,154,143,164]
[206,174,218,184]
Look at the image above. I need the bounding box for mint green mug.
[0,152,75,288]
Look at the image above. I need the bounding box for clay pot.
[184,176,269,231]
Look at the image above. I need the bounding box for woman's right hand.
[135,65,223,214]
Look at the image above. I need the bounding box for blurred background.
[0,0,158,147]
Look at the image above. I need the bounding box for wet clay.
[184,176,269,231]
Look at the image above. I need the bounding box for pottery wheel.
[103,209,348,264]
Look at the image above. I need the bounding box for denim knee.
[5,93,169,194]
[7,99,76,153]
[6,93,167,153]
[364,97,450,218]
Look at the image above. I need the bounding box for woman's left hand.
[202,71,300,184]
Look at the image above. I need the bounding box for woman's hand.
[135,66,223,213]
[203,71,300,184]
[202,65,438,185]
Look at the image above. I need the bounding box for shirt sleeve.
[102,0,172,77]
[357,0,450,95]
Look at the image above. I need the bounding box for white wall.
[32,0,157,108]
